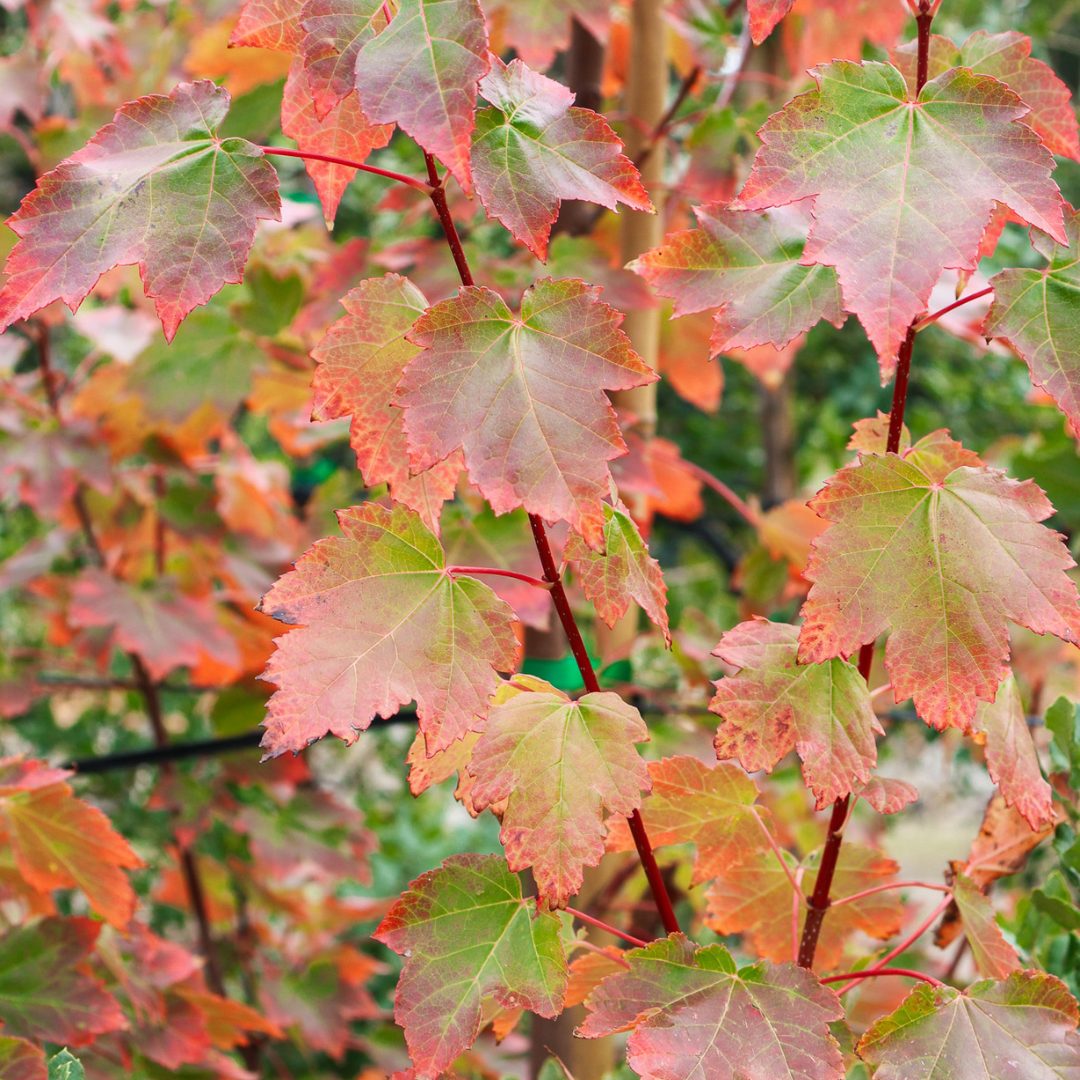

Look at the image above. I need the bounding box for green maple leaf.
[374,854,567,1078]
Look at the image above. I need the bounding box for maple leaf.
[353,0,489,194]
[0,1038,44,1080]
[374,853,567,1078]
[467,676,650,908]
[578,934,844,1080]
[947,874,1021,981]
[986,205,1080,432]
[231,0,304,50]
[605,756,770,886]
[564,501,670,645]
[397,278,656,548]
[0,917,125,1045]
[257,502,518,757]
[891,31,1080,162]
[0,771,142,928]
[406,730,495,817]
[969,672,1054,829]
[857,971,1080,1080]
[658,310,723,412]
[852,776,918,814]
[704,844,902,970]
[45,1052,82,1080]
[0,81,280,342]
[311,275,463,534]
[711,619,881,808]
[281,60,393,228]
[798,431,1080,732]
[965,792,1060,893]
[472,56,651,260]
[732,61,1066,373]
[629,202,845,355]
[564,947,629,1008]
[747,0,796,45]
[781,0,908,75]
[490,0,609,70]
[441,505,551,629]
[299,0,389,116]
[68,569,239,682]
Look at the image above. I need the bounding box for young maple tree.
[3,0,1080,1077]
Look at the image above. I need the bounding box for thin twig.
[822,967,944,989]
[914,287,994,332]
[678,460,761,527]
[829,881,951,908]
[260,146,432,194]
[445,566,554,590]
[633,65,702,172]
[754,810,804,900]
[565,906,650,948]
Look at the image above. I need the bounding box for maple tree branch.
[565,906,650,948]
[633,64,702,172]
[259,146,432,193]
[792,866,806,963]
[678,460,762,527]
[821,967,944,989]
[420,151,682,938]
[445,566,554,590]
[915,4,935,96]
[836,893,955,994]
[424,153,474,286]
[829,881,952,908]
[915,287,994,332]
[797,793,850,968]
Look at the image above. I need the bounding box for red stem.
[915,287,993,332]
[420,155,681,937]
[836,894,954,995]
[915,6,934,97]
[259,146,432,194]
[829,880,951,908]
[678,460,761,528]
[446,566,554,590]
[821,967,943,989]
[797,321,919,969]
[565,906,650,948]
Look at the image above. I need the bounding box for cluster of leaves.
[2,0,1080,1078]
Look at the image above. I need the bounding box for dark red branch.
[915,6,934,97]
[259,146,432,193]
[424,153,474,286]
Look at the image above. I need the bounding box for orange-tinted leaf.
[565,501,669,644]
[757,499,828,573]
[68,569,239,681]
[734,61,1066,373]
[705,844,902,970]
[630,202,845,355]
[747,0,796,43]
[712,619,881,808]
[782,0,907,74]
[299,0,389,116]
[564,947,628,1009]
[374,854,567,1078]
[853,776,918,815]
[469,677,650,907]
[659,310,722,412]
[257,502,518,757]
[643,437,704,524]
[406,730,496,817]
[948,875,1021,981]
[281,60,393,228]
[798,431,1080,732]
[0,82,280,341]
[0,917,125,1045]
[892,31,1080,162]
[231,0,304,50]
[964,792,1060,892]
[310,275,460,533]
[183,18,293,96]
[177,989,284,1048]
[398,279,655,548]
[472,57,651,260]
[354,0,489,194]
[579,934,844,1080]
[969,672,1054,829]
[0,778,142,928]
[605,756,770,886]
